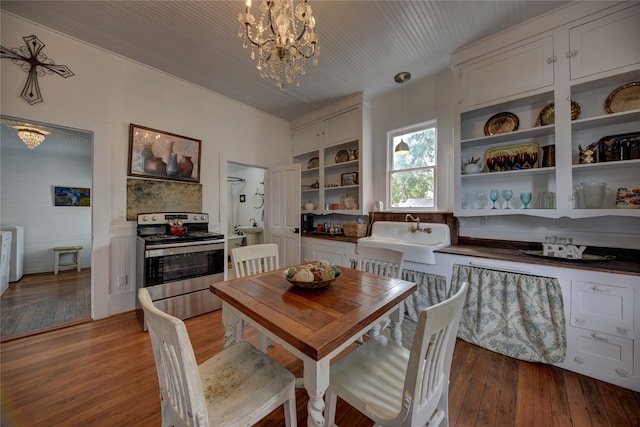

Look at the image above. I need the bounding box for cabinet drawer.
[570,280,634,337]
[569,326,633,376]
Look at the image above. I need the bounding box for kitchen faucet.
[405,214,432,233]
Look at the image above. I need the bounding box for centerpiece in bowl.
[282,260,342,289]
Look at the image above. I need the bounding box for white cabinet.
[568,278,637,388]
[456,35,555,108]
[292,98,371,215]
[301,237,355,268]
[569,5,640,80]
[292,123,323,155]
[452,3,640,219]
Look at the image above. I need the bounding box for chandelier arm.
[244,23,276,49]
[290,42,317,59]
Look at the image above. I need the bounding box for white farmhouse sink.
[357,221,450,265]
[237,226,263,234]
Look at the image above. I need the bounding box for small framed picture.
[128,124,201,183]
[341,172,359,186]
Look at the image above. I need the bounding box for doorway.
[0,116,93,341]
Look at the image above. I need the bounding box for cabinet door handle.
[546,56,557,64]
[591,332,608,341]
[615,368,629,377]
[616,326,630,336]
[591,285,608,292]
[574,356,584,364]
[574,317,586,325]
[566,49,577,58]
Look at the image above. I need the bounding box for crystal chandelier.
[238,0,319,91]
[17,127,47,150]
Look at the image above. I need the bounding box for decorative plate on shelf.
[343,194,358,209]
[307,157,319,169]
[484,142,539,172]
[605,81,640,114]
[483,112,519,136]
[535,101,581,126]
[335,149,350,163]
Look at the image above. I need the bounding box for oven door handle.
[145,242,224,258]
[145,240,224,250]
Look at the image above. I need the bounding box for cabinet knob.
[574,317,585,325]
[591,285,608,292]
[574,356,584,364]
[615,368,629,377]
[616,326,630,336]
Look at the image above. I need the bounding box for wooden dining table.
[210,266,417,427]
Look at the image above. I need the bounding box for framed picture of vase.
[128,123,201,183]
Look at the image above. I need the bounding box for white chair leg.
[258,332,269,353]
[283,387,297,427]
[324,389,338,427]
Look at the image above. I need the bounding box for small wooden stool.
[53,246,83,274]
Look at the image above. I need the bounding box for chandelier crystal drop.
[17,128,46,150]
[238,0,319,91]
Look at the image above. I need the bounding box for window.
[388,120,437,208]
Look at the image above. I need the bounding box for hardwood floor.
[1,309,638,426]
[0,270,91,342]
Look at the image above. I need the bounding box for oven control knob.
[200,215,206,220]
[151,215,158,222]
[141,216,148,222]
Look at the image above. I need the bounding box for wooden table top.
[211,267,417,361]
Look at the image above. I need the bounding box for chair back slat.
[231,243,280,278]
[355,246,404,279]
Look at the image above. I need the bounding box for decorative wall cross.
[1,35,74,105]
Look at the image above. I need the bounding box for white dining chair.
[138,287,296,427]
[231,243,279,278]
[230,243,279,350]
[324,281,470,427]
[354,245,405,342]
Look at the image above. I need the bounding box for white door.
[266,163,301,267]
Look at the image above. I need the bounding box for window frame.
[386,119,438,210]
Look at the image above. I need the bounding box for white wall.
[1,13,291,318]
[370,69,455,212]
[1,148,92,273]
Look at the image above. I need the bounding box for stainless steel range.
[136,212,225,331]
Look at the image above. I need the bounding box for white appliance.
[0,226,24,282]
[1,231,12,295]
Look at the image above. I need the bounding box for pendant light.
[394,71,411,155]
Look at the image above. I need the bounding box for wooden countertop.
[437,241,640,276]
[301,232,359,244]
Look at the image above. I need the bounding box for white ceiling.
[1,0,573,123]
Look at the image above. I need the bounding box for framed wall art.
[341,172,359,186]
[54,186,91,206]
[128,124,201,183]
